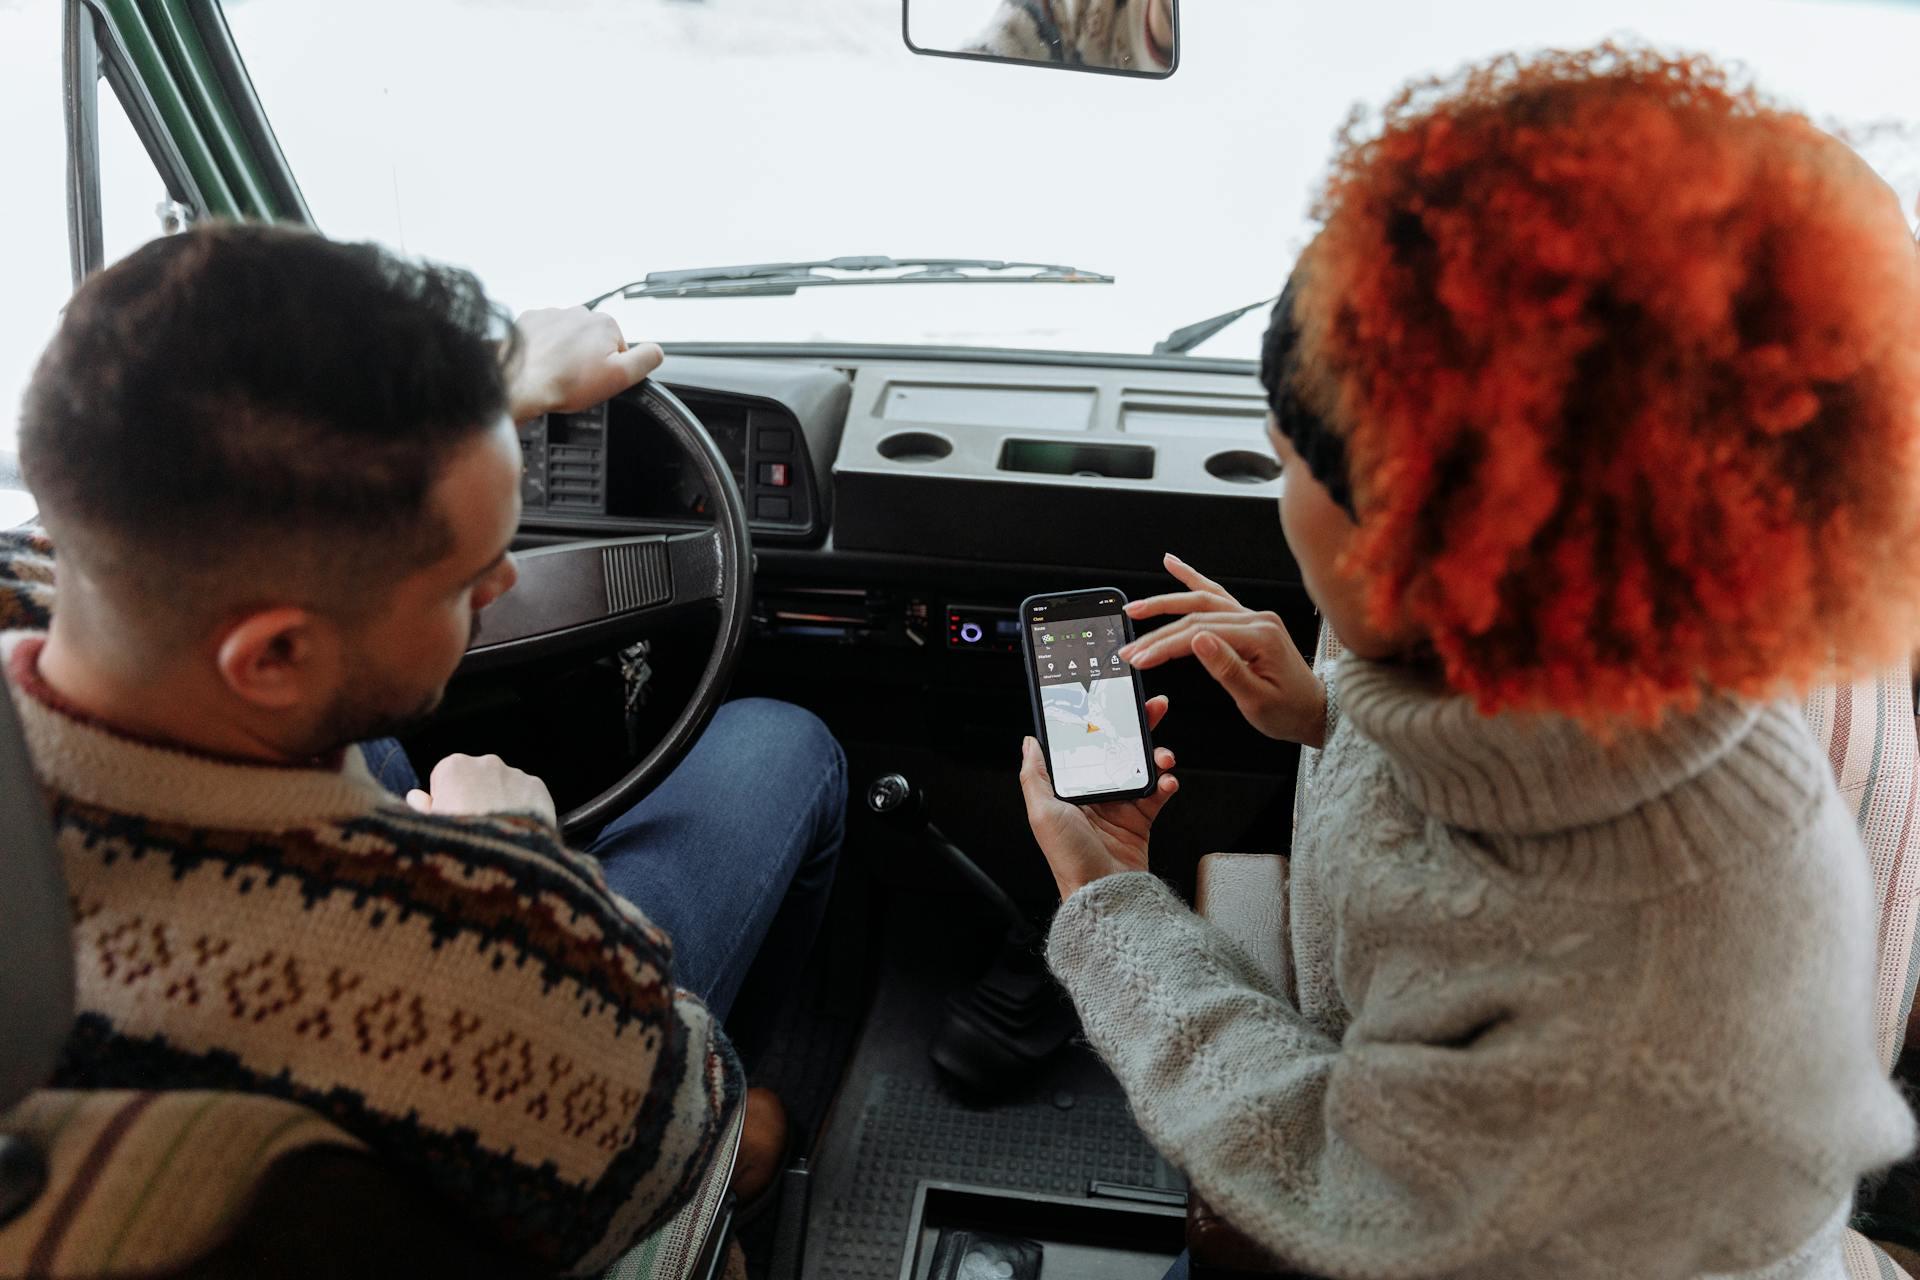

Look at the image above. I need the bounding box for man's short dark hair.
[19,222,516,634]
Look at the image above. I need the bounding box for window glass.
[228,0,1920,359]
[0,3,71,472]
[98,74,176,268]
[0,5,177,527]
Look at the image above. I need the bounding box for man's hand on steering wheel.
[432,306,666,829]
[464,308,753,839]
[507,307,665,424]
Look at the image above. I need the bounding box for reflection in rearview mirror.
[904,0,1178,78]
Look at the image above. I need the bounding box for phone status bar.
[1031,615,1126,689]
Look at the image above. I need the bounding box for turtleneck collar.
[1335,656,1778,836]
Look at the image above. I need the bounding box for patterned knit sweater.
[0,532,741,1275]
[1049,655,1915,1279]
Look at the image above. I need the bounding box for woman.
[1018,46,1920,1278]
[965,0,1175,73]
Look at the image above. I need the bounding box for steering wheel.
[458,380,753,841]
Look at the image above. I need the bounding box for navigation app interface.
[1030,603,1151,799]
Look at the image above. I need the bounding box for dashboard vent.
[545,408,609,513]
[603,540,673,614]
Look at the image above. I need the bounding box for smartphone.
[1020,587,1157,804]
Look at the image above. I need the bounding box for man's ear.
[212,607,338,710]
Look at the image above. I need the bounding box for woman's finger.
[1021,735,1050,775]
[1162,552,1235,602]
[1018,737,1078,828]
[1125,613,1264,668]
[1142,694,1171,731]
[1192,630,1271,716]
[1154,746,1175,770]
[1137,770,1180,822]
[1125,590,1238,621]
[1129,622,1280,673]
[1121,609,1257,661]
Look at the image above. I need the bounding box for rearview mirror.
[904,0,1178,78]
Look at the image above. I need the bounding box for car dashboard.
[518,343,1313,859]
[504,342,1316,912]
[517,344,1297,582]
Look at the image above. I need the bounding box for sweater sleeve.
[422,812,745,1275]
[1048,871,1854,1280]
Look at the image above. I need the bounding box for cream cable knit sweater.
[1047,656,1913,1279]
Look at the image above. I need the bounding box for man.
[1,222,843,1273]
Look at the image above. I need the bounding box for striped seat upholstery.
[0,1087,743,1279]
[1300,629,1920,1275]
[0,1090,361,1277]
[1803,670,1920,1077]
[1804,666,1920,1280]
[604,1102,743,1280]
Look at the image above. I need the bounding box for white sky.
[1,0,1916,466]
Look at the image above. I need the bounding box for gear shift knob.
[863,772,1026,934]
[865,772,926,824]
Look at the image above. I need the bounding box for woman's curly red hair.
[1296,44,1920,723]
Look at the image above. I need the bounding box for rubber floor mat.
[809,1070,1178,1279]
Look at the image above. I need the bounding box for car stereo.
[946,604,1021,653]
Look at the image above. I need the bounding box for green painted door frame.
[65,0,312,280]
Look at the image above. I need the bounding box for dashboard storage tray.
[998,438,1155,480]
[834,362,1292,580]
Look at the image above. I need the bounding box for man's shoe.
[733,1087,788,1209]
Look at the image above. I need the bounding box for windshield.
[1,0,1914,412]
[221,0,1919,361]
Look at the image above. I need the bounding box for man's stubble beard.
[302,611,480,757]
[307,675,446,758]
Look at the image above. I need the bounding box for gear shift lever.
[866,773,1031,938]
[865,772,1074,1095]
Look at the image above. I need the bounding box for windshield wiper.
[1152,296,1276,356]
[583,256,1114,309]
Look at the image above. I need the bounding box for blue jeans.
[362,697,846,1061]
[1163,1251,1189,1279]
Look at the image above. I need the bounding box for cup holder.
[1205,449,1282,485]
[876,430,954,464]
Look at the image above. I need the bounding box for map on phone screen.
[1030,611,1150,798]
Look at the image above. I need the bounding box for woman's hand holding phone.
[1020,696,1179,902]
[1120,553,1328,748]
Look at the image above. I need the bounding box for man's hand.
[1120,553,1328,748]
[507,307,664,425]
[1019,695,1179,902]
[407,753,559,828]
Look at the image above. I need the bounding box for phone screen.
[1026,592,1153,800]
